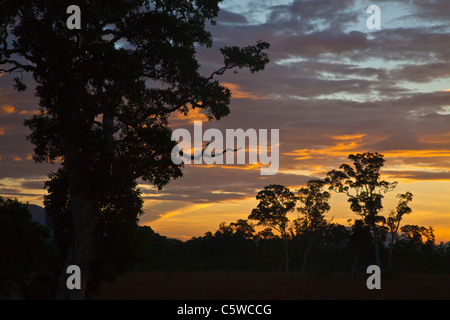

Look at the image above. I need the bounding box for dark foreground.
[96,271,450,300]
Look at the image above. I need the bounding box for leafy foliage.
[326,153,398,266]
[43,165,145,297]
[295,179,330,234]
[326,153,397,224]
[249,184,297,236]
[130,220,450,275]
[0,197,58,299]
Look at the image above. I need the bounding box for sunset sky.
[1,0,450,243]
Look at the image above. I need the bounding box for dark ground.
[95,271,450,300]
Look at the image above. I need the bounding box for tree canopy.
[249,184,297,277]
[326,153,398,266]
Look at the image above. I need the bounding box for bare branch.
[175,142,242,162]
[207,64,233,81]
[0,58,37,73]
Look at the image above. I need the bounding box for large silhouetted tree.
[294,179,330,275]
[326,153,397,268]
[43,164,146,297]
[0,1,269,299]
[249,185,297,277]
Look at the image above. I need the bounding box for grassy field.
[95,271,450,300]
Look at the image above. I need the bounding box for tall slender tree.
[249,184,297,277]
[326,153,397,268]
[386,192,413,270]
[294,179,330,275]
[0,0,270,299]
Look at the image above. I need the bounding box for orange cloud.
[169,105,210,124]
[330,134,367,141]
[196,162,263,171]
[18,110,40,115]
[146,203,213,222]
[222,83,269,100]
[284,133,450,183]
[419,132,450,144]
[168,83,267,124]
[1,105,16,114]
[286,134,368,160]
[11,154,33,162]
[383,150,450,158]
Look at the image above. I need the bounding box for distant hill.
[28,204,49,228]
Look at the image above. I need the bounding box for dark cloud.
[389,62,450,83]
[377,0,450,23]
[266,0,358,33]
[216,9,248,24]
[140,166,312,204]
[0,186,41,198]
[20,179,46,190]
[360,28,450,62]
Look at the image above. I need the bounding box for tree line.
[246,152,436,277]
[135,150,446,275]
[168,152,445,279]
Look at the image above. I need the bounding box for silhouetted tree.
[348,219,372,278]
[249,185,297,277]
[229,219,256,240]
[0,197,54,299]
[256,228,276,240]
[401,225,435,247]
[43,165,145,298]
[326,153,397,267]
[0,1,269,299]
[294,179,330,275]
[387,192,413,270]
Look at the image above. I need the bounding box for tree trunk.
[284,235,289,278]
[388,224,400,270]
[55,192,96,300]
[55,152,97,300]
[371,222,381,267]
[387,245,393,270]
[349,247,361,279]
[301,232,313,275]
[387,233,395,270]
